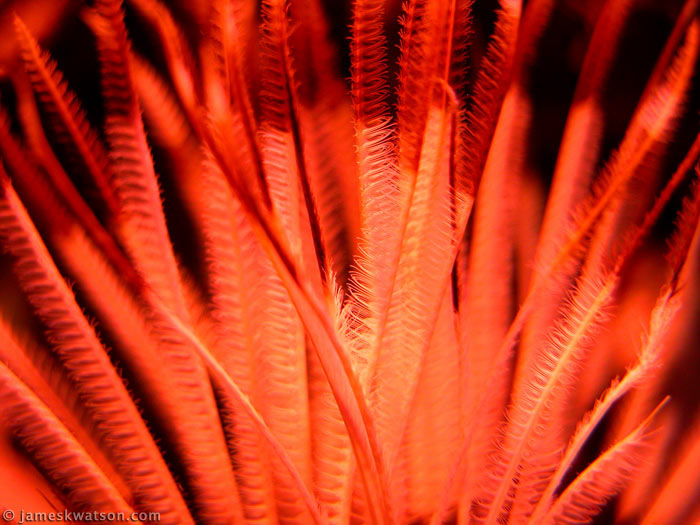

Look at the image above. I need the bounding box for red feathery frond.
[530,276,688,523]
[87,0,189,320]
[0,171,193,524]
[48,219,248,524]
[481,271,616,523]
[0,311,116,492]
[2,1,700,523]
[516,0,635,390]
[127,0,198,120]
[13,16,117,218]
[197,155,279,523]
[0,362,139,519]
[541,400,667,525]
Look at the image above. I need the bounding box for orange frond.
[126,0,198,121]
[198,155,279,523]
[0,363,139,519]
[0,171,193,525]
[542,400,667,525]
[530,284,684,522]
[88,0,190,320]
[481,270,617,523]
[52,223,246,524]
[13,16,117,218]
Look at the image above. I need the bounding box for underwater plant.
[0,0,700,523]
